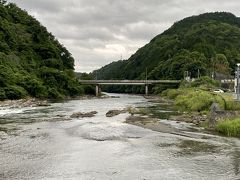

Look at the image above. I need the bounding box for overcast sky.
[8,0,240,72]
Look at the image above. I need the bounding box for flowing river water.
[0,93,240,180]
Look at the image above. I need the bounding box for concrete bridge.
[78,80,180,96]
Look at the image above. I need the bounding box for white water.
[0,93,239,180]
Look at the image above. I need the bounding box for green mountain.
[93,12,240,82]
[0,1,84,100]
[92,60,127,80]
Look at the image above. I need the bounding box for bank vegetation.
[161,76,240,137]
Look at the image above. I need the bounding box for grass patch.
[136,107,151,115]
[225,101,240,110]
[161,75,240,113]
[216,118,240,137]
[161,88,188,100]
[162,87,240,112]
[221,94,240,110]
[162,88,225,112]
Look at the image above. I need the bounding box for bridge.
[78,80,180,96]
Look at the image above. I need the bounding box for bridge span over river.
[78,80,180,96]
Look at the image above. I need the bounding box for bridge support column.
[96,84,100,96]
[145,85,148,95]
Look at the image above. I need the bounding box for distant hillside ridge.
[93,12,240,81]
[0,1,85,100]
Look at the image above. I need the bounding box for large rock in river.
[106,109,127,117]
[70,111,97,118]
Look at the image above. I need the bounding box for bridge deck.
[78,80,180,85]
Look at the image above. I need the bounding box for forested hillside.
[0,1,84,100]
[93,12,240,81]
[92,60,127,80]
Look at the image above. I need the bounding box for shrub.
[66,85,84,96]
[216,118,240,137]
[162,89,186,99]
[191,76,220,88]
[153,84,178,94]
[17,76,47,97]
[0,65,15,87]
[46,87,63,99]
[164,87,240,112]
[82,85,95,95]
[42,58,63,69]
[4,85,27,99]
[180,76,220,89]
[0,88,6,100]
[174,90,225,112]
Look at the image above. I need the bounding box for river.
[0,93,239,180]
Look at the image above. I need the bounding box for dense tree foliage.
[94,12,240,82]
[0,1,84,100]
[92,60,127,80]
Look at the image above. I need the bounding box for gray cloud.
[8,0,240,72]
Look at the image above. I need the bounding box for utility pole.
[237,64,240,100]
[145,68,148,81]
[145,67,148,95]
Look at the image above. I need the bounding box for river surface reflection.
[0,93,239,180]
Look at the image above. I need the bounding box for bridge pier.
[145,85,148,95]
[95,84,100,96]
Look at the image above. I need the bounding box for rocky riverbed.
[141,95,240,129]
[0,94,120,108]
[0,93,240,179]
[0,98,50,108]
